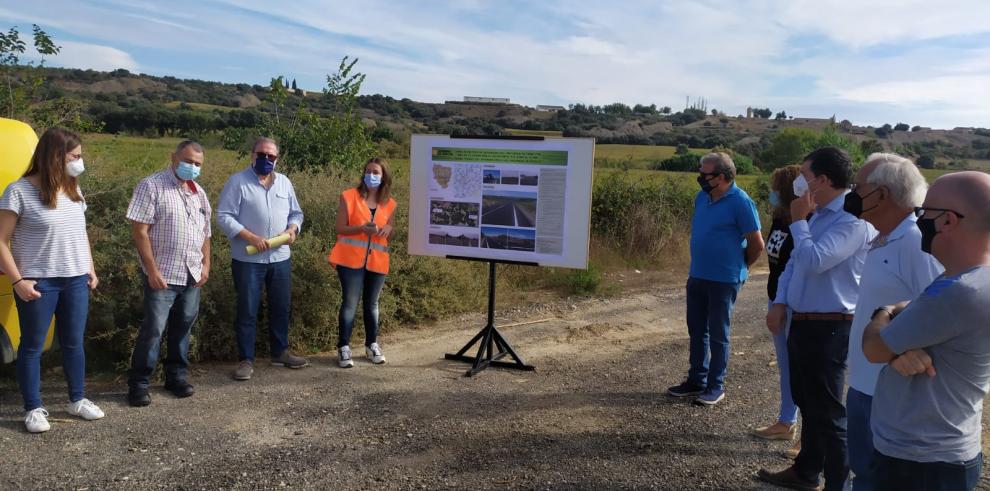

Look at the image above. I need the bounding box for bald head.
[928,171,990,232]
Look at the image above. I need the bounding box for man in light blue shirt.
[841,153,942,491]
[667,152,764,406]
[759,147,874,491]
[217,137,307,380]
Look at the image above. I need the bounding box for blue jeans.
[768,300,798,425]
[789,319,850,491]
[874,451,982,491]
[847,387,875,491]
[232,259,291,361]
[685,277,741,390]
[336,265,386,348]
[14,275,90,411]
[127,273,201,390]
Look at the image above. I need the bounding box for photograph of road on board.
[480,226,536,251]
[481,190,537,228]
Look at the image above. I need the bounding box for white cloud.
[4,0,990,128]
[55,41,140,72]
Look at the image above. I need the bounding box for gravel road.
[2,272,987,490]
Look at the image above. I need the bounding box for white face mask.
[792,174,809,197]
[67,158,86,178]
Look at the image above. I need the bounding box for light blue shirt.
[773,192,875,312]
[216,167,304,264]
[847,214,943,395]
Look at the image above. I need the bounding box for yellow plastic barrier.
[0,118,55,363]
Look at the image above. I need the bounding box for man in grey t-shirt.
[863,171,990,491]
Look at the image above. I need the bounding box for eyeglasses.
[698,172,720,179]
[256,152,278,161]
[914,206,965,219]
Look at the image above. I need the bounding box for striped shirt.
[126,169,212,286]
[0,178,92,278]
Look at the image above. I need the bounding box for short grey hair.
[699,152,736,181]
[253,136,279,154]
[175,140,203,154]
[863,152,927,208]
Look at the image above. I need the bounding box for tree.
[917,154,936,169]
[860,139,883,156]
[255,56,374,173]
[752,108,772,119]
[675,143,689,155]
[911,125,923,132]
[291,78,297,90]
[875,124,892,138]
[1,24,59,119]
[761,127,817,169]
[774,111,787,120]
[894,123,910,131]
[659,106,672,114]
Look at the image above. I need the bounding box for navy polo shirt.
[688,183,761,283]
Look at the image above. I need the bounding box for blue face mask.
[176,161,201,181]
[769,190,780,207]
[253,156,275,175]
[364,173,382,189]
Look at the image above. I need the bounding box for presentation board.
[408,135,594,269]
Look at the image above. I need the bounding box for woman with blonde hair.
[753,164,802,458]
[0,127,103,433]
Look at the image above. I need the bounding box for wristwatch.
[871,306,895,320]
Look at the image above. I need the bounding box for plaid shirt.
[126,169,212,286]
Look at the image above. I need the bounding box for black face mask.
[697,174,717,193]
[843,187,882,218]
[917,216,939,254]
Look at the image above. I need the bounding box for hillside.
[29,66,990,166]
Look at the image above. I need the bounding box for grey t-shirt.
[871,265,990,463]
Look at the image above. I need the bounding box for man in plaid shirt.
[125,140,212,407]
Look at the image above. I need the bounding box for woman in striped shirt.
[0,127,104,433]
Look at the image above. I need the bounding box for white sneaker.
[338,346,354,368]
[366,343,386,364]
[67,398,105,421]
[25,408,51,433]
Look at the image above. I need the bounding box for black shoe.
[666,380,706,397]
[127,389,151,407]
[164,380,195,398]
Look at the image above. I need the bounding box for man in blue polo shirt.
[667,152,764,405]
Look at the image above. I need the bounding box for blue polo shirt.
[688,183,760,283]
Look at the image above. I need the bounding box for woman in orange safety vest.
[327,157,397,368]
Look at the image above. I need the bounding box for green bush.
[591,171,696,263]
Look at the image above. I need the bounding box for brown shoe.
[753,421,796,440]
[784,439,802,459]
[757,466,820,491]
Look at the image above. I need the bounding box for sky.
[3,0,989,129]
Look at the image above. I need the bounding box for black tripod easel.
[444,258,537,377]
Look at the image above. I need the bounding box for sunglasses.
[913,206,965,219]
[256,152,278,161]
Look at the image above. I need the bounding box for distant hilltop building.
[536,105,565,112]
[463,96,510,104]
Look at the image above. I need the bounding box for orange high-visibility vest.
[328,188,397,274]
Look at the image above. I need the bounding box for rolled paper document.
[245,233,291,255]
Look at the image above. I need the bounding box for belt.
[792,312,854,321]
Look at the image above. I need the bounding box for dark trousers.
[874,451,982,491]
[128,273,201,391]
[231,259,291,361]
[789,319,850,490]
